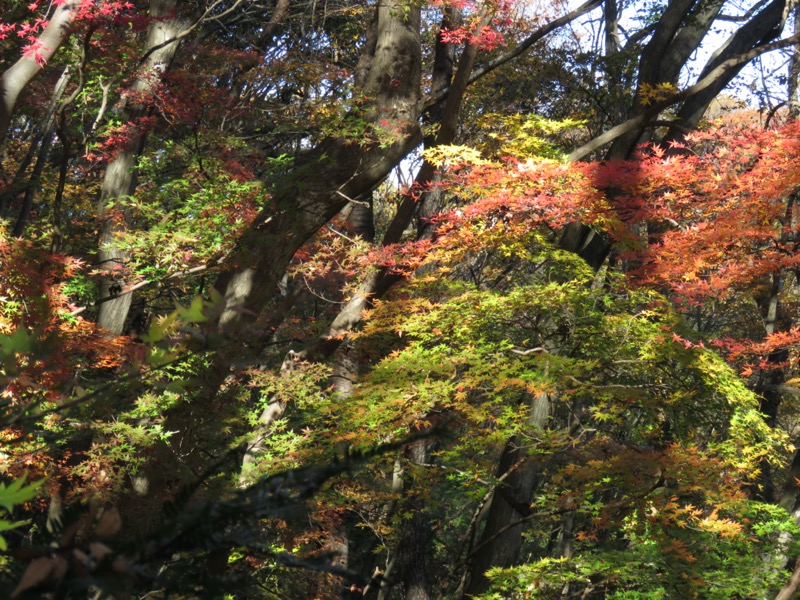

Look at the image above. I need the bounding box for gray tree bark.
[664,0,790,141]
[569,22,800,164]
[11,66,72,237]
[373,440,436,600]
[789,4,800,118]
[463,392,551,597]
[236,0,424,478]
[212,0,423,344]
[775,560,800,600]
[605,0,726,159]
[0,1,77,147]
[0,64,71,221]
[96,0,190,335]
[604,0,620,55]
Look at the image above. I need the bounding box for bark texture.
[464,392,550,597]
[11,66,71,236]
[214,0,422,332]
[665,0,789,140]
[96,0,189,335]
[0,65,70,222]
[233,0,423,484]
[605,0,726,159]
[0,1,77,146]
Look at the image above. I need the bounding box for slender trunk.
[789,4,800,118]
[11,66,72,236]
[51,55,87,254]
[775,560,800,600]
[376,440,435,600]
[766,444,800,583]
[755,273,797,595]
[464,391,550,597]
[752,275,786,503]
[50,135,70,254]
[0,2,77,146]
[300,6,477,364]
[96,0,189,335]
[604,0,619,55]
[1,65,70,221]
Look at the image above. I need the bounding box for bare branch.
[568,31,800,162]
[424,0,603,110]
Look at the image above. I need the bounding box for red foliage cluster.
[440,25,505,50]
[435,122,800,289]
[87,116,157,164]
[437,0,514,50]
[1,0,136,65]
[0,228,135,400]
[423,121,800,364]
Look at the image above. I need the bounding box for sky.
[565,0,796,111]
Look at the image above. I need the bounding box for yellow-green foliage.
[474,113,585,160]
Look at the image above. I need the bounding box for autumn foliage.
[3,0,800,598]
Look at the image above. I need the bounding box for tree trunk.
[789,4,800,118]
[0,1,77,146]
[235,0,423,481]
[775,560,800,600]
[11,66,72,237]
[605,0,726,159]
[604,0,620,55]
[374,440,435,600]
[213,0,422,335]
[665,0,789,142]
[464,391,551,597]
[96,0,189,335]
[1,65,71,221]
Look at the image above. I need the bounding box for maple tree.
[3,0,800,598]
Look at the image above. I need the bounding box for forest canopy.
[3,0,800,598]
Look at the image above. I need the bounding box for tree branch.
[424,0,603,110]
[69,264,211,317]
[568,30,800,162]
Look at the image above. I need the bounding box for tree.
[4,0,800,598]
[95,0,192,335]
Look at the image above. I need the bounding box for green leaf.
[0,518,29,550]
[0,475,44,513]
[178,295,208,324]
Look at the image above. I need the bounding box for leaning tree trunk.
[11,65,73,237]
[664,0,789,143]
[0,1,77,147]
[96,0,189,335]
[232,0,423,479]
[0,65,71,220]
[238,7,472,481]
[209,0,608,369]
[605,0,725,159]
[212,0,423,335]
